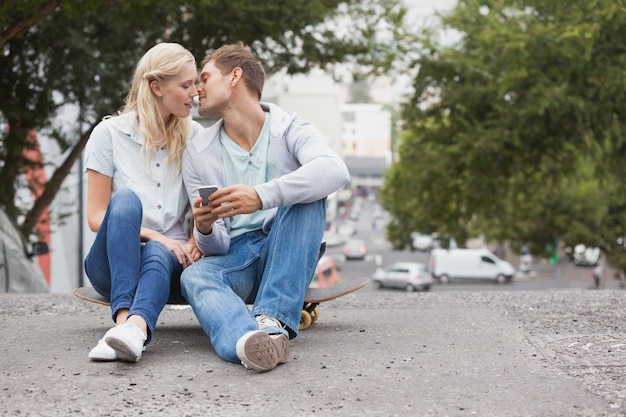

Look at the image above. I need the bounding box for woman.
[84,43,203,362]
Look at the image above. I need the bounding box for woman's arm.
[87,168,200,266]
[86,169,112,233]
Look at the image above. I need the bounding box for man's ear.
[230,67,243,86]
[150,80,163,97]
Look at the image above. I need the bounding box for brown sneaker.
[236,330,289,372]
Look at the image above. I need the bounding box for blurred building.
[341,103,391,158]
[265,71,392,195]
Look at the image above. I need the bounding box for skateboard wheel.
[300,310,312,330]
[310,306,320,323]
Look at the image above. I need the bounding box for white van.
[429,248,515,284]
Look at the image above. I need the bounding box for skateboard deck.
[73,287,187,306]
[299,277,369,330]
[72,277,369,330]
[302,278,369,303]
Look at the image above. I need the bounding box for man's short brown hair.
[201,42,265,100]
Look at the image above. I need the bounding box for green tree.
[381,0,626,264]
[1,0,412,239]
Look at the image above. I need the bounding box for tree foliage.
[381,0,626,265]
[0,0,412,238]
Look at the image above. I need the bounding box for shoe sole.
[88,352,117,362]
[105,336,142,363]
[88,339,117,361]
[236,330,289,372]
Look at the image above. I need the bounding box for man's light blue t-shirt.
[220,112,272,239]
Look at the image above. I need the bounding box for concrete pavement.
[1,286,625,416]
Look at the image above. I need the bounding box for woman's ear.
[150,80,163,97]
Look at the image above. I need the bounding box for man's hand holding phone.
[198,185,218,205]
[195,184,263,222]
[194,185,219,235]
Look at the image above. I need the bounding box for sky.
[404,0,458,20]
[265,0,461,100]
[403,0,460,45]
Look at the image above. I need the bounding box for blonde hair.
[123,42,196,173]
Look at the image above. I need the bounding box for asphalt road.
[2,288,625,417]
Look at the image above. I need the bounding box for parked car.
[0,208,49,293]
[337,221,357,237]
[572,244,601,266]
[323,231,345,247]
[429,248,515,284]
[342,238,367,260]
[309,255,340,288]
[411,232,439,252]
[372,262,433,292]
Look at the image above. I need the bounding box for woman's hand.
[143,230,198,268]
[158,236,196,268]
[185,242,203,266]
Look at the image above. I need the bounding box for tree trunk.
[19,122,97,238]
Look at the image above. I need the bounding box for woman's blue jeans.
[84,189,183,344]
[181,199,326,363]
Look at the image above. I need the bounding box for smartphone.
[198,185,218,205]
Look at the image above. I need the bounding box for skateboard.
[298,277,369,330]
[72,277,369,330]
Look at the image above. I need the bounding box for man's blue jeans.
[84,189,183,343]
[181,199,326,363]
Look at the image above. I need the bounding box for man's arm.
[255,120,350,209]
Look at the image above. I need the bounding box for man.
[181,42,350,372]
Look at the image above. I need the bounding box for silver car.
[372,262,433,292]
[342,238,367,260]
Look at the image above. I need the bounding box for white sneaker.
[236,330,289,372]
[88,337,117,362]
[105,323,146,363]
[255,314,284,331]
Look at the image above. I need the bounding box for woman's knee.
[109,189,142,219]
